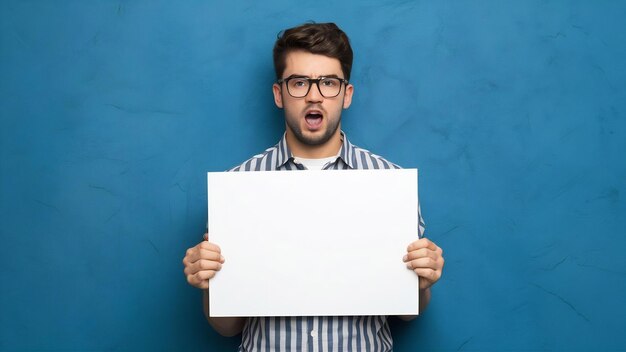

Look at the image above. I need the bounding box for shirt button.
[310,330,317,338]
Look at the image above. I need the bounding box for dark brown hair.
[273,22,353,81]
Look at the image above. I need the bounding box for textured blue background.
[1,1,625,351]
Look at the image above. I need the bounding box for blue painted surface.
[1,1,625,350]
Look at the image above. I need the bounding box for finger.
[186,271,205,288]
[198,248,224,262]
[184,258,221,277]
[186,274,210,289]
[185,250,223,265]
[185,243,223,263]
[184,247,203,263]
[411,268,441,287]
[203,233,208,241]
[184,247,199,263]
[403,248,439,262]
[187,270,218,288]
[406,257,439,270]
[187,259,222,276]
[199,241,221,253]
[407,238,437,252]
[195,270,219,282]
[187,270,217,287]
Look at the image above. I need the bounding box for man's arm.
[183,234,246,337]
[397,238,444,321]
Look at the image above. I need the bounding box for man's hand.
[183,233,225,289]
[403,238,444,290]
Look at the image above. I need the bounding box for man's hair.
[273,22,353,81]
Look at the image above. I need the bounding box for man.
[183,22,444,351]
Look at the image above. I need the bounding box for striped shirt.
[229,131,425,352]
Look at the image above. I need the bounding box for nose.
[305,81,323,103]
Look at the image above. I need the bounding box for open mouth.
[305,111,323,129]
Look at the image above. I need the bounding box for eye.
[290,79,308,88]
[321,78,338,87]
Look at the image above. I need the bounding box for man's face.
[273,51,354,148]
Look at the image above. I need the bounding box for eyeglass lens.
[287,78,343,98]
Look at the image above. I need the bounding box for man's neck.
[286,129,342,159]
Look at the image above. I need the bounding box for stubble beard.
[286,112,341,146]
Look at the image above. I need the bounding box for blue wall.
[1,1,625,350]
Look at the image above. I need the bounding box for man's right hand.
[182,233,225,289]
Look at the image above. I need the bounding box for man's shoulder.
[228,144,281,172]
[349,143,402,170]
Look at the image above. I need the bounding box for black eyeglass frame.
[276,76,350,98]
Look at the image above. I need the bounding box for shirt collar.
[275,131,357,169]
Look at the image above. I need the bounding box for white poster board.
[207,169,419,317]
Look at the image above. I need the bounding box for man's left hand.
[403,238,444,290]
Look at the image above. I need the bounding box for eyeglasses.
[277,76,349,98]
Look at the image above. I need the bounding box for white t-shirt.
[293,156,338,170]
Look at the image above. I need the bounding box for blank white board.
[207,169,419,317]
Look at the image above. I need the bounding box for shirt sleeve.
[418,202,426,238]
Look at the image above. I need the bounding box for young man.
[183,22,444,351]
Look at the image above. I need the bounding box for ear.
[342,83,354,109]
[273,83,283,108]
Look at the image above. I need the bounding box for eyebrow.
[285,74,342,79]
